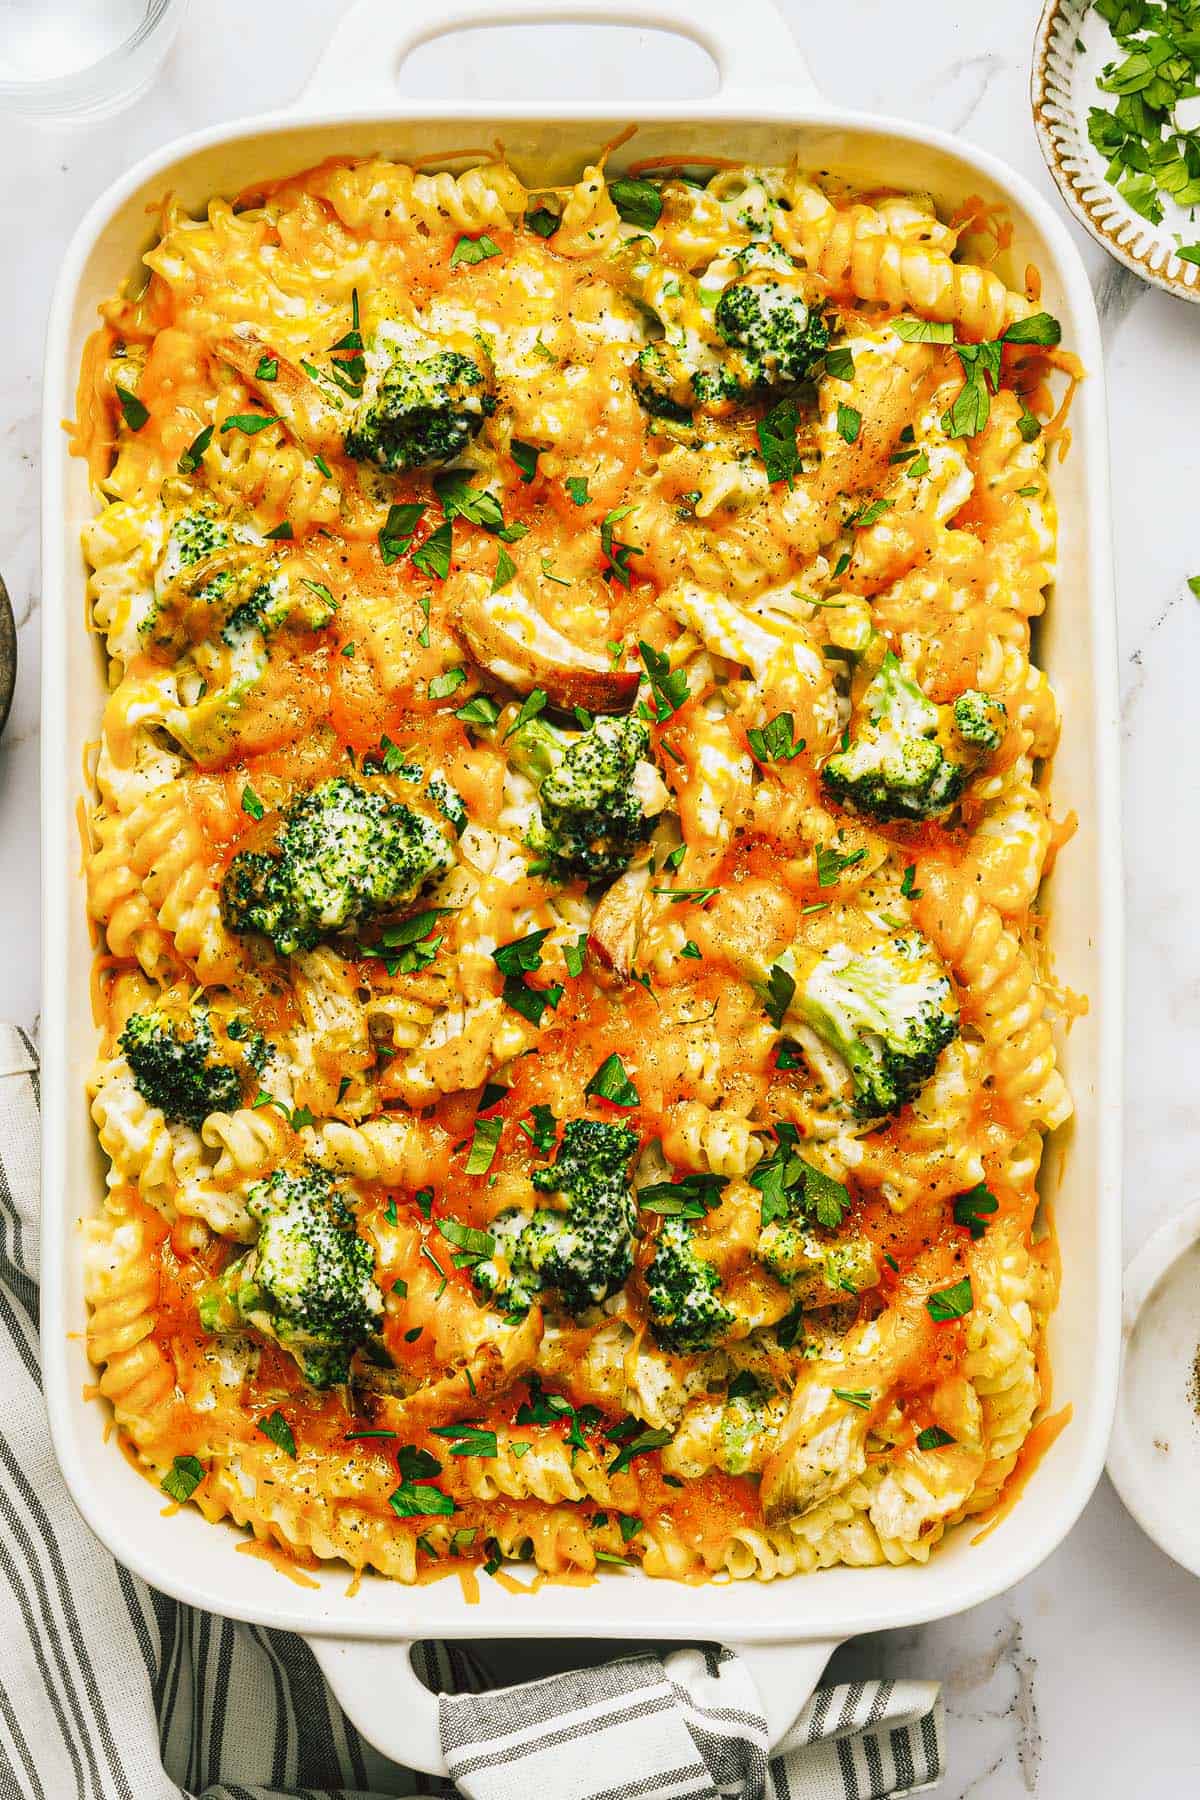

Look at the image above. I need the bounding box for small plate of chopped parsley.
[1034,0,1200,300]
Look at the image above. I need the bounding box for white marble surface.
[2,0,1198,1790]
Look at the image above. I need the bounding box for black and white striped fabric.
[0,1025,944,1800]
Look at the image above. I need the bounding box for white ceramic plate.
[1033,0,1200,300]
[1107,1202,1200,1578]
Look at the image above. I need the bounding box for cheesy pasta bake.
[78,151,1072,1587]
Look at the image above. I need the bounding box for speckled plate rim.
[1106,1200,1200,1579]
[1032,0,1200,301]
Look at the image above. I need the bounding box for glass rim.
[0,0,179,101]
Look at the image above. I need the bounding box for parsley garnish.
[255,354,278,381]
[115,385,149,431]
[824,345,855,380]
[637,1171,725,1218]
[519,1103,558,1152]
[926,1276,973,1322]
[638,640,688,721]
[428,667,466,701]
[511,440,540,483]
[761,963,796,1029]
[900,863,922,900]
[161,1455,204,1503]
[411,519,453,581]
[264,520,293,541]
[257,1409,296,1458]
[746,711,805,763]
[600,505,642,588]
[492,547,517,592]
[434,470,504,531]
[389,1448,455,1517]
[505,687,548,738]
[240,784,265,821]
[953,1183,999,1239]
[607,1425,671,1474]
[610,177,663,230]
[758,397,803,485]
[816,843,867,886]
[220,412,275,436]
[916,1425,955,1450]
[177,425,213,473]
[836,402,862,444]
[525,204,560,237]
[566,475,590,505]
[378,501,426,566]
[456,692,501,728]
[450,233,501,267]
[585,1052,639,1108]
[833,1388,871,1410]
[431,1424,499,1458]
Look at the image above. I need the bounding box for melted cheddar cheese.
[79,154,1071,1587]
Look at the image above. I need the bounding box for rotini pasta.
[77,151,1073,1589]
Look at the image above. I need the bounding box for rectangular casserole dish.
[40,0,1123,1773]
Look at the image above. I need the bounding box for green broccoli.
[713,280,830,387]
[345,339,492,472]
[644,1214,736,1352]
[507,712,658,882]
[197,1165,383,1387]
[632,341,743,421]
[757,1218,879,1302]
[221,776,456,955]
[119,1006,243,1129]
[474,1119,639,1316]
[631,282,829,422]
[821,652,1007,824]
[951,688,1007,754]
[791,933,959,1120]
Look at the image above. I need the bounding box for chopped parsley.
[411,519,453,581]
[585,1051,639,1108]
[449,233,501,267]
[747,711,805,763]
[114,385,149,431]
[610,176,663,230]
[953,1183,999,1239]
[161,1455,204,1503]
[257,1409,296,1458]
[758,396,803,486]
[926,1276,973,1322]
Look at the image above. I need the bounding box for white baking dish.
[40,0,1123,1773]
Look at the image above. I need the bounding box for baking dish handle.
[302,0,821,114]
[306,1631,841,1776]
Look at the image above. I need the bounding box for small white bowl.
[1107,1200,1200,1578]
[1033,0,1200,301]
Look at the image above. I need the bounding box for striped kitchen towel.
[0,1024,943,1800]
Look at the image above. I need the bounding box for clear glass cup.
[0,0,187,120]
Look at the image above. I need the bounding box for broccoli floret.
[952,688,1007,754]
[507,713,657,882]
[119,1006,243,1129]
[632,344,696,422]
[197,1165,383,1387]
[792,933,959,1120]
[714,280,830,387]
[345,343,492,472]
[474,1119,638,1316]
[221,567,336,647]
[645,1214,736,1352]
[221,776,456,955]
[757,1220,879,1302]
[821,652,1007,823]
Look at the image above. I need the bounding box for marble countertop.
[3,0,1198,1789]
